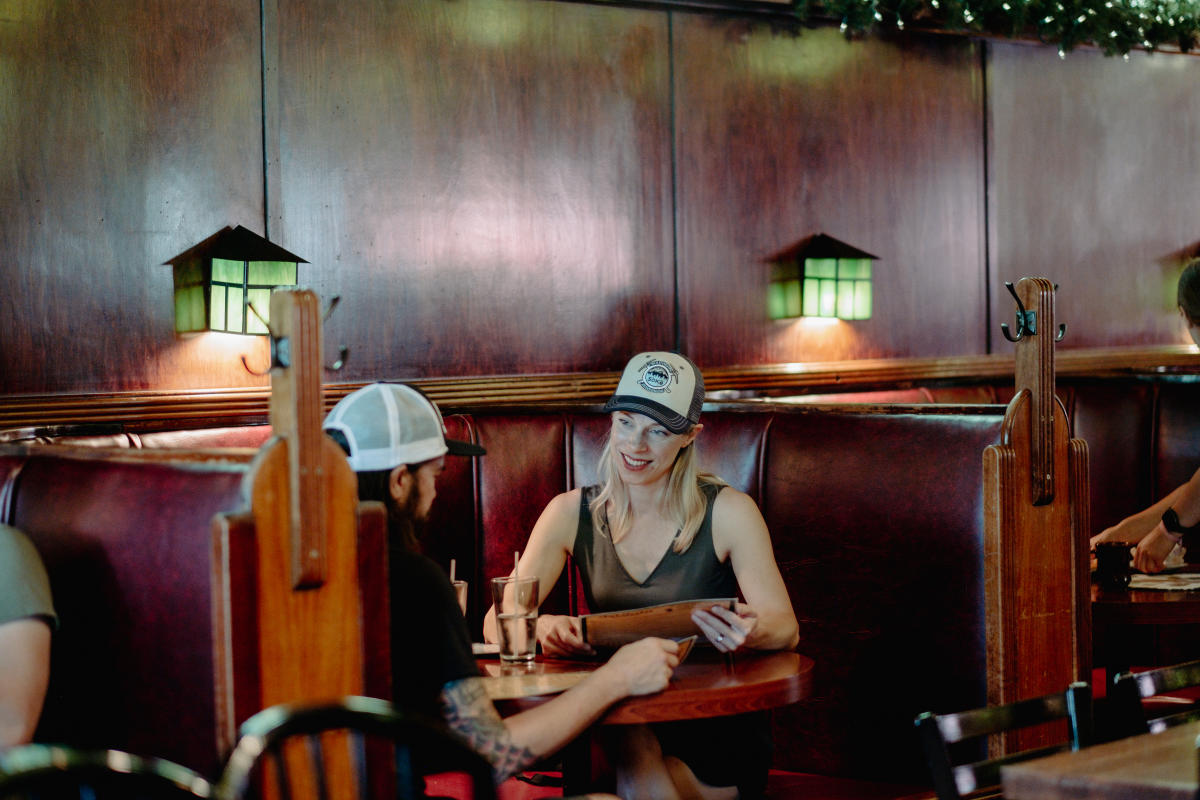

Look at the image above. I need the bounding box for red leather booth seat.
[0,448,253,776]
[0,402,1006,793]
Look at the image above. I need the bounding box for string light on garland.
[803,0,1200,54]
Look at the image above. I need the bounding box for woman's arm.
[482,489,583,654]
[1091,480,1191,548]
[1134,467,1200,574]
[0,618,51,747]
[696,489,799,652]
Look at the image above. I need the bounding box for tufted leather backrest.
[760,407,1004,779]
[0,448,253,776]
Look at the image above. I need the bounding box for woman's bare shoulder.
[711,484,759,514]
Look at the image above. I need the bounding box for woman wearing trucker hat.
[483,352,798,800]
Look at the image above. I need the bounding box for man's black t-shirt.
[389,541,479,718]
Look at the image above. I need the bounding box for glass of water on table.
[490,575,538,663]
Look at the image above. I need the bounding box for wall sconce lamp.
[767,233,878,321]
[168,225,307,335]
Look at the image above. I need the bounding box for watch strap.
[1162,508,1200,549]
[1163,508,1200,534]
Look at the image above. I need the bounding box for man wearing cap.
[482,352,798,799]
[324,383,681,790]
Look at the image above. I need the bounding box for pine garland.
[804,0,1200,55]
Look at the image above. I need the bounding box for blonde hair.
[589,431,726,553]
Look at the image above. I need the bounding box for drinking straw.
[449,558,456,583]
[514,551,520,582]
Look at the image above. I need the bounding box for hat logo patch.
[637,360,678,394]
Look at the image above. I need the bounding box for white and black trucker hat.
[324,383,484,472]
[602,352,704,434]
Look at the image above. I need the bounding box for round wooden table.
[481,650,813,724]
[480,649,814,793]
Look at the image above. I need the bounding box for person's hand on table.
[536,614,594,657]
[601,637,679,696]
[691,602,757,653]
[1133,526,1178,574]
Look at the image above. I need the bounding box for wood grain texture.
[4,1,1200,399]
[0,345,1194,430]
[988,41,1200,352]
[0,0,265,394]
[1001,718,1199,800]
[985,391,1082,755]
[268,0,675,380]
[673,23,987,364]
[488,650,812,725]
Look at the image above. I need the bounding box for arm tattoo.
[440,677,536,780]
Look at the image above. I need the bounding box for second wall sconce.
[767,233,878,321]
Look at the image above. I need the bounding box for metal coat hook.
[326,345,348,372]
[1000,282,1034,342]
[322,295,348,372]
[999,281,1068,343]
[239,296,347,374]
[1052,283,1067,341]
[240,302,291,376]
[323,295,341,321]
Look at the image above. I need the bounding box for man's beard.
[386,484,428,552]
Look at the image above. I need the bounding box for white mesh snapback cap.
[602,352,704,434]
[323,383,484,472]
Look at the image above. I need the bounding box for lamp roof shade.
[164,225,309,266]
[766,233,879,263]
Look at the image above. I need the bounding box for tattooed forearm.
[440,677,536,780]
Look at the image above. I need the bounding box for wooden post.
[984,278,1092,754]
[211,288,389,762]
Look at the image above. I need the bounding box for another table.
[1001,720,1199,800]
[1092,580,1200,679]
[480,649,814,792]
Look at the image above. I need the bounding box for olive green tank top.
[573,481,738,612]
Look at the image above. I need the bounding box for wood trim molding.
[0,345,1195,431]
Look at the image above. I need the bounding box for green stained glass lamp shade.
[169,226,306,335]
[767,234,877,321]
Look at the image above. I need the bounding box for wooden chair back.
[0,744,213,799]
[915,681,1092,800]
[215,696,496,800]
[1110,659,1200,736]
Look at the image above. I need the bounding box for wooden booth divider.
[984,277,1091,753]
[210,289,391,768]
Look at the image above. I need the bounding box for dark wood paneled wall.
[674,25,987,364]
[988,41,1200,351]
[269,0,675,378]
[2,0,1198,398]
[1,1,267,394]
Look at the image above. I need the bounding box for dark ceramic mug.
[1094,541,1133,590]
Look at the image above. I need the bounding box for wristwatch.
[1161,508,1200,546]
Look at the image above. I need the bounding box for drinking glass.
[451,579,468,616]
[490,576,539,663]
